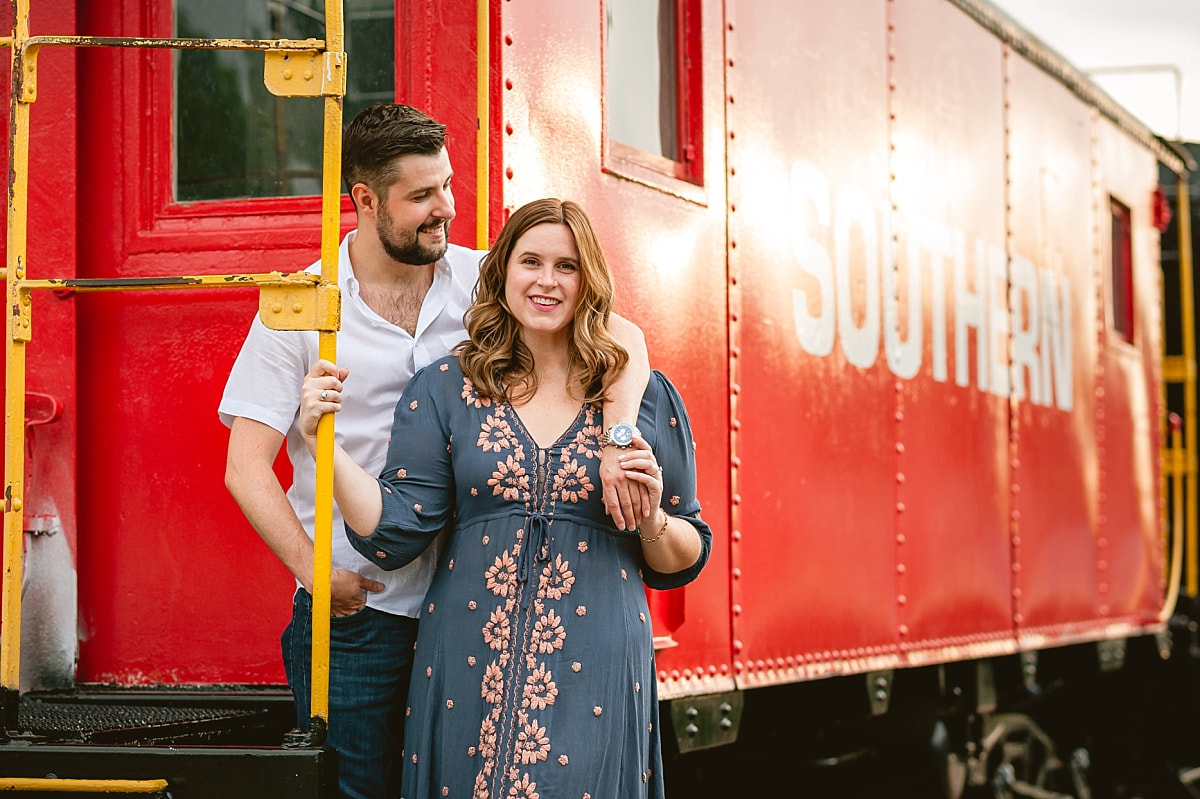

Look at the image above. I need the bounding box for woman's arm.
[602,313,652,530]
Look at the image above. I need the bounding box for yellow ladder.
[0,2,347,790]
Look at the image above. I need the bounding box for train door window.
[603,0,702,189]
[1110,196,1134,342]
[173,0,394,202]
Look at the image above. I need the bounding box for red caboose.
[1,1,1196,796]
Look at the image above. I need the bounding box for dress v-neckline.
[506,401,589,450]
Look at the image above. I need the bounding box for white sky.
[989,0,1200,142]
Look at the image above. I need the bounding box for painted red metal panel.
[1095,118,1166,623]
[500,0,733,697]
[1006,58,1104,640]
[726,0,903,684]
[889,0,1013,654]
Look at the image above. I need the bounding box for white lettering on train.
[789,159,1073,412]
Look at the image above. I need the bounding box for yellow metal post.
[476,0,490,250]
[1179,174,1198,596]
[309,0,346,732]
[2,0,32,719]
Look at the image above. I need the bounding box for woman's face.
[504,222,582,342]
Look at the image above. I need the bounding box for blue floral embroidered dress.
[346,356,711,799]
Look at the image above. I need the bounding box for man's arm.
[225,416,382,616]
[602,313,652,530]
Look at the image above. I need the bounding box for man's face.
[375,148,456,265]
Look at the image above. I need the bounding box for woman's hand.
[299,359,349,445]
[617,435,664,528]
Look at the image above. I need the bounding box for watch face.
[611,422,636,447]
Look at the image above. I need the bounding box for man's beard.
[378,204,450,266]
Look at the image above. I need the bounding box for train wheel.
[965,713,1091,799]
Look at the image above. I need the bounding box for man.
[219,104,649,799]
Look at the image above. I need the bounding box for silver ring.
[320,390,329,401]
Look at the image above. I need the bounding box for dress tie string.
[518,512,551,584]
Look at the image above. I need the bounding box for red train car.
[1,0,1197,797]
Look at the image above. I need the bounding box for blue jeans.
[282,589,418,799]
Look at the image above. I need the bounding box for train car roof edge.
[954,0,1190,175]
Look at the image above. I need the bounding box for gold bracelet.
[638,509,669,543]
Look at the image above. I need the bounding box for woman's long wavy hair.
[457,198,628,405]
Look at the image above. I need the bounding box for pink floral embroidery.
[571,662,581,673]
[472,487,479,496]
[533,610,566,654]
[409,400,418,411]
[620,569,627,580]
[577,541,588,553]
[488,455,529,501]
[638,612,646,623]
[439,363,449,371]
[482,535,490,545]
[516,720,550,765]
[558,754,569,766]
[414,503,423,512]
[426,666,432,677]
[396,468,407,479]
[448,559,455,570]
[522,664,558,710]
[446,699,454,709]
[482,666,504,705]
[485,551,518,597]
[477,716,498,759]
[635,682,641,692]
[469,745,477,756]
[473,771,490,799]
[478,415,517,453]
[576,606,587,616]
[469,601,478,611]
[593,706,602,717]
[539,554,575,600]
[670,495,681,506]
[552,459,593,503]
[462,377,493,408]
[483,608,511,651]
[507,774,539,799]
[468,656,477,666]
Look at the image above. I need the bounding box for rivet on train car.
[730,203,737,213]
[1013,613,1024,624]
[1011,536,1021,547]
[732,567,742,579]
[731,456,742,467]
[271,303,283,314]
[683,669,693,679]
[729,130,736,140]
[658,670,668,681]
[1012,562,1021,573]
[895,473,905,484]
[1097,537,1107,548]
[283,69,293,80]
[505,124,513,135]
[505,79,513,90]
[1099,605,1109,615]
[897,594,907,605]
[1010,510,1020,521]
[11,497,22,512]
[887,50,895,61]
[727,22,734,31]
[896,533,905,544]
[730,275,739,286]
[896,563,906,574]
[732,604,742,616]
[1098,560,1108,571]
[505,167,513,179]
[720,664,729,674]
[731,419,741,430]
[733,640,743,653]
[730,347,740,358]
[730,311,739,322]
[728,95,735,105]
[292,303,303,313]
[671,669,680,680]
[731,530,741,542]
[895,442,904,454]
[1011,457,1020,469]
[731,383,740,394]
[731,494,741,505]
[504,34,513,45]
[894,411,903,422]
[303,70,313,81]
[727,58,734,67]
[1011,484,1020,495]
[896,502,905,513]
[898,625,908,636]
[730,239,737,248]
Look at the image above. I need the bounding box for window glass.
[173,0,393,202]
[1110,197,1134,342]
[605,0,679,161]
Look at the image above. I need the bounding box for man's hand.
[600,445,651,531]
[329,568,385,616]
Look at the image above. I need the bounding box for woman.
[299,198,711,799]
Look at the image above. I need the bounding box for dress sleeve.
[345,364,455,570]
[637,370,712,590]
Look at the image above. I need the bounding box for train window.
[604,0,702,188]
[172,0,394,202]
[1110,197,1134,342]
